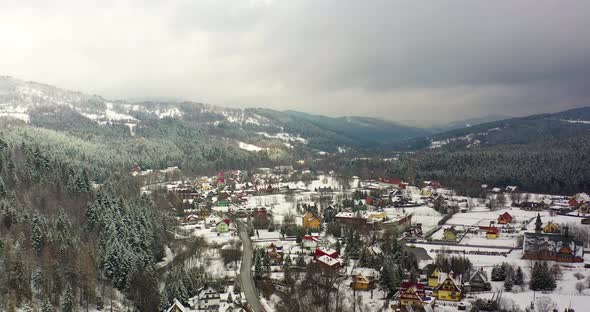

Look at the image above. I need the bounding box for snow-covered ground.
[238,141,266,152]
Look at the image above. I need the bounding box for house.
[216,219,230,233]
[427,266,441,288]
[434,272,463,301]
[506,186,518,192]
[316,255,341,270]
[197,207,211,220]
[186,214,199,224]
[442,226,459,241]
[497,212,513,224]
[196,286,222,311]
[579,204,590,215]
[166,299,188,312]
[464,269,491,292]
[302,235,319,249]
[314,248,339,260]
[352,272,371,290]
[267,244,283,265]
[537,197,552,209]
[486,227,500,239]
[302,212,322,230]
[523,226,584,263]
[398,282,435,311]
[569,193,590,207]
[543,221,560,234]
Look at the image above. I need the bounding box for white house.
[196,286,221,311]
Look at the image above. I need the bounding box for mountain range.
[1,75,589,158]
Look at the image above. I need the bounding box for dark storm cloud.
[0,0,589,123]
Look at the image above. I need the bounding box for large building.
[522,215,584,263]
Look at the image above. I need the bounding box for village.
[147,166,590,312]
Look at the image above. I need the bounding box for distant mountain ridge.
[0,76,428,153]
[423,106,590,149]
[1,75,588,154]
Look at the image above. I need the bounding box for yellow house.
[434,273,463,301]
[428,266,441,287]
[302,212,321,230]
[420,188,433,197]
[352,273,370,290]
[367,211,387,222]
[442,227,459,241]
[543,221,560,234]
[486,227,499,239]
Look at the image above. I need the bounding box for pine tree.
[32,215,44,254]
[504,275,513,291]
[254,252,264,279]
[227,292,233,303]
[0,176,6,198]
[61,284,74,312]
[263,250,271,273]
[514,267,524,285]
[530,262,556,291]
[296,254,306,267]
[41,297,55,312]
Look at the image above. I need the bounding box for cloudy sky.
[1,0,589,124]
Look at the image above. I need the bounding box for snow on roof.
[166,299,188,312]
[316,255,341,267]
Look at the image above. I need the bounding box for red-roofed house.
[316,255,341,270]
[399,282,434,311]
[486,226,500,239]
[314,248,339,260]
[497,212,513,224]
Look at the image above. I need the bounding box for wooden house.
[486,226,500,239]
[302,212,322,230]
[216,219,230,233]
[427,266,441,287]
[316,255,341,271]
[196,286,222,311]
[434,272,463,301]
[497,212,513,224]
[352,272,371,290]
[523,227,584,263]
[464,269,491,292]
[166,299,188,312]
[543,221,560,234]
[442,226,459,241]
[398,282,435,311]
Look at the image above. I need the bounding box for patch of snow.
[257,132,308,144]
[156,107,182,119]
[238,141,266,152]
[560,119,590,124]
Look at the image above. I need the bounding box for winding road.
[238,221,266,312]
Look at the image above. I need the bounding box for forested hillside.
[0,132,174,311]
[423,107,590,149]
[385,136,590,196]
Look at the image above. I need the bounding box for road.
[238,221,266,312]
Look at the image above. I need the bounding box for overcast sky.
[1,0,589,124]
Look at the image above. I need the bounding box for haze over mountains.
[1,75,589,154]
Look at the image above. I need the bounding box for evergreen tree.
[31,215,44,254]
[504,275,513,291]
[296,254,306,267]
[254,252,264,279]
[41,297,55,312]
[514,267,524,286]
[61,284,74,312]
[529,262,556,291]
[0,176,6,198]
